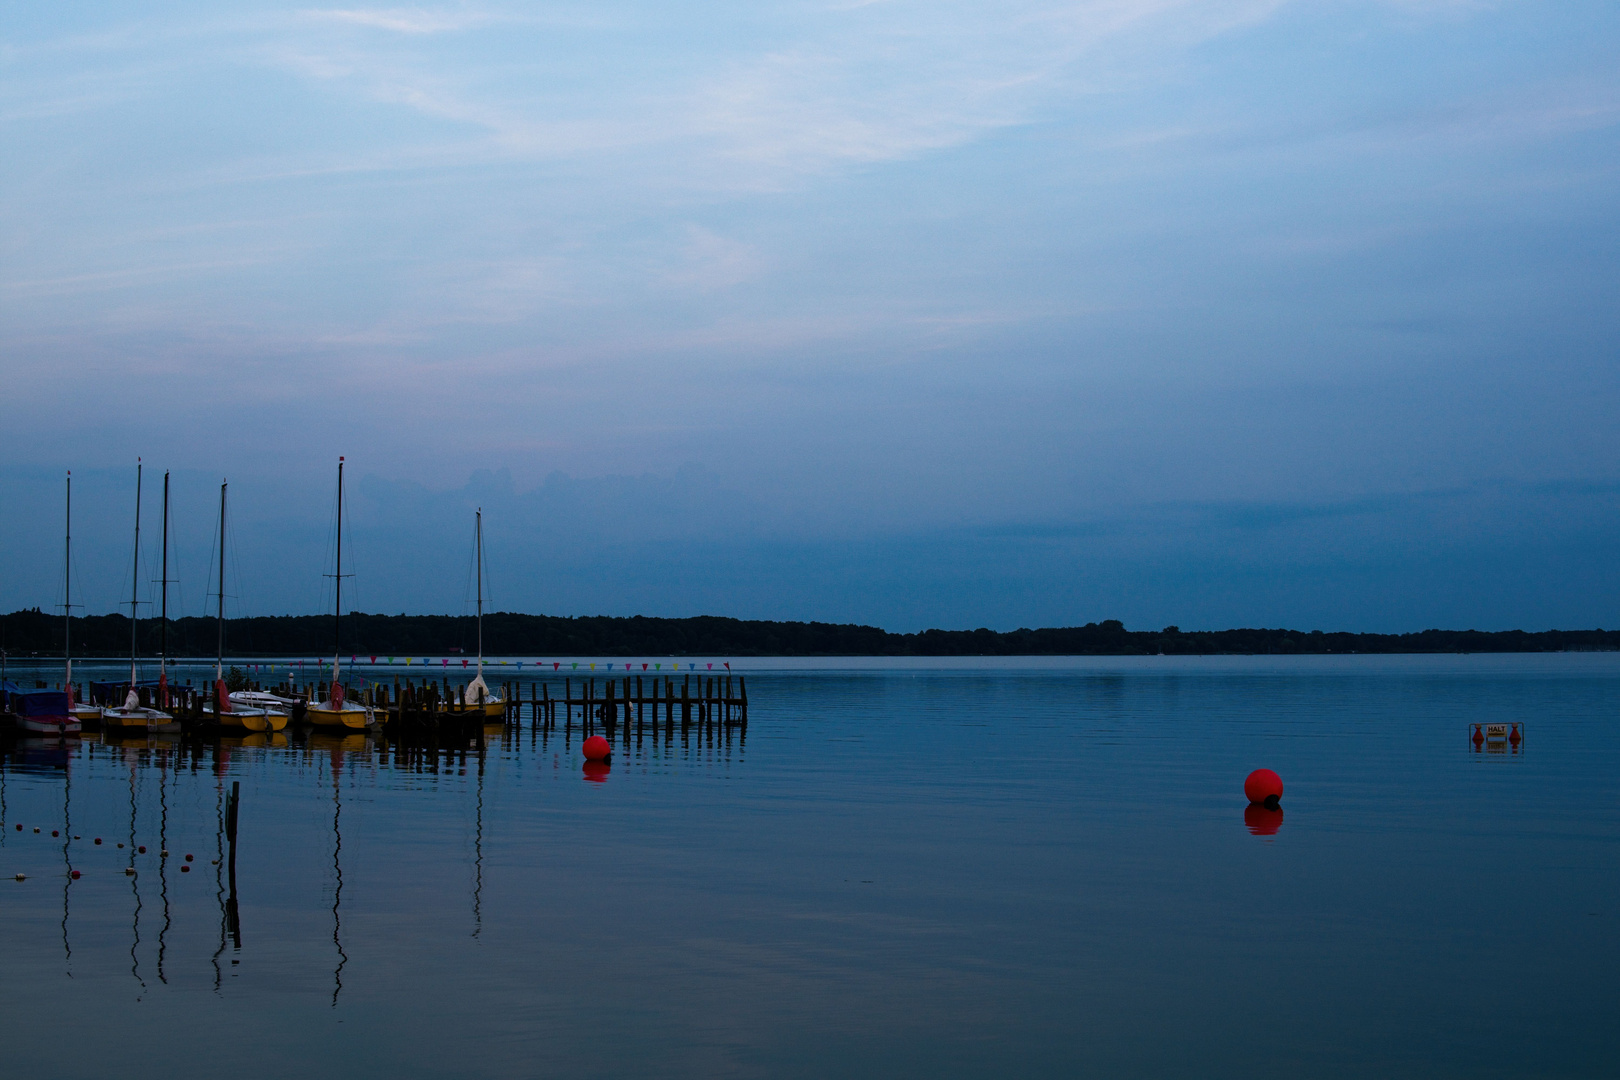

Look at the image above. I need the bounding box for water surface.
[1,655,1615,1078]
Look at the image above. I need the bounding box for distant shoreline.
[2,609,1615,658]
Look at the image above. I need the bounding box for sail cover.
[10,690,72,718]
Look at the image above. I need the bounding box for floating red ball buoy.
[1244,769,1284,807]
[137,845,146,854]
[582,735,612,760]
[185,854,194,862]
[70,870,81,879]
[52,831,59,837]
[94,837,102,845]
[181,865,190,873]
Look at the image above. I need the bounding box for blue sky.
[2,0,1617,632]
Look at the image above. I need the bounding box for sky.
[2,0,1617,633]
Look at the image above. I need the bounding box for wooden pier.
[383,673,749,737]
[13,672,748,750]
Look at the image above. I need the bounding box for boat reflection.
[309,731,372,753]
[329,750,346,1006]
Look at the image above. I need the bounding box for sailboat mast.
[64,472,71,687]
[476,509,483,670]
[160,472,169,678]
[334,458,344,684]
[217,481,227,678]
[129,460,143,682]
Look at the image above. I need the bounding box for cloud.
[301,7,494,35]
[256,0,1313,189]
[665,227,764,290]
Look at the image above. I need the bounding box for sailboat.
[2,682,80,735]
[449,509,504,720]
[200,481,285,732]
[63,472,101,729]
[306,458,373,730]
[104,460,179,733]
[156,471,173,720]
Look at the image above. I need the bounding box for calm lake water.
[2,654,1617,1078]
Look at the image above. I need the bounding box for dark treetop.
[1,608,1616,658]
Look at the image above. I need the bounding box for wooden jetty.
[382,673,749,738]
[18,672,748,747]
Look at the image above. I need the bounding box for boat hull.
[445,701,507,720]
[306,705,373,729]
[204,707,287,732]
[14,714,82,734]
[102,708,178,733]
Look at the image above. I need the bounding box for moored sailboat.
[103,460,179,733]
[3,685,82,735]
[448,508,505,721]
[62,471,102,729]
[199,480,285,732]
[306,458,373,730]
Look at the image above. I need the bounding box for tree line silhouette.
[2,608,1616,658]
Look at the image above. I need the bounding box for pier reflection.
[1,702,748,999]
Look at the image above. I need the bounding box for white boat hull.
[15,715,81,734]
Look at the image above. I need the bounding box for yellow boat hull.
[445,701,506,720]
[102,713,148,731]
[214,712,289,732]
[307,706,372,729]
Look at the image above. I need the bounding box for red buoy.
[582,735,611,760]
[137,845,146,854]
[70,870,81,879]
[1244,769,1284,806]
[181,865,190,873]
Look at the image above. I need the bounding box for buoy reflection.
[1244,803,1284,836]
[582,760,610,783]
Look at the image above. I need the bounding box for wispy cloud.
[301,7,494,34]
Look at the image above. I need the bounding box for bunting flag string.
[265,656,735,674]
